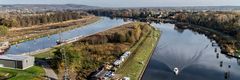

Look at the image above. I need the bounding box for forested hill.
[0,4,99,12]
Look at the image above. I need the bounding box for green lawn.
[0,66,45,80]
[116,27,161,80]
[34,48,57,59]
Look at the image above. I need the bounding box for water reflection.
[142,23,240,80]
[174,26,185,33]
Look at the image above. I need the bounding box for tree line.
[79,23,150,44]
[87,9,156,19]
[171,12,240,40]
[0,10,89,28]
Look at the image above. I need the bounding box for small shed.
[0,54,34,70]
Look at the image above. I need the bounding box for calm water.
[5,17,129,54]
[142,23,240,80]
[5,17,240,79]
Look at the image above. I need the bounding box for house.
[0,54,34,70]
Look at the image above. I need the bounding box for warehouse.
[0,54,34,70]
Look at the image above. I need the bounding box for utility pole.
[58,29,69,80]
[61,43,70,80]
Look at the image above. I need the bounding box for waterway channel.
[142,23,240,80]
[5,17,129,54]
[4,17,240,80]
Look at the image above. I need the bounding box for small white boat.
[174,67,179,75]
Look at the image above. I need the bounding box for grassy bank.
[34,48,57,59]
[116,27,160,80]
[0,16,100,45]
[0,66,45,80]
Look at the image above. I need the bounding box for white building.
[0,54,35,70]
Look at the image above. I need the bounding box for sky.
[0,0,240,7]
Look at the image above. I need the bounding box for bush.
[0,25,8,36]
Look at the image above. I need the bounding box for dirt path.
[39,60,58,80]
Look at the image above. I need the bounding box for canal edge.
[138,27,162,80]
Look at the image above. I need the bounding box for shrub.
[0,25,8,36]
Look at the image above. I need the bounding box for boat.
[56,40,66,45]
[56,35,83,45]
[0,41,10,55]
[173,67,179,75]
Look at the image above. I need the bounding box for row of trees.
[80,23,151,44]
[88,9,155,19]
[0,11,88,27]
[172,12,240,40]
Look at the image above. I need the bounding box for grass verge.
[34,48,57,59]
[0,66,45,80]
[116,27,160,80]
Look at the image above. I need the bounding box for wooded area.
[172,12,240,40]
[0,10,88,28]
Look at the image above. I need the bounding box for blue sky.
[0,0,240,7]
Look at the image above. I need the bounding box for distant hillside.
[159,6,240,11]
[108,6,240,11]
[0,4,100,12]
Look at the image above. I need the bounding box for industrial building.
[0,54,35,70]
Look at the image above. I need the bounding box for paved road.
[38,60,58,80]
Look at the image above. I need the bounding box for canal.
[4,17,240,80]
[5,17,129,54]
[142,23,240,80]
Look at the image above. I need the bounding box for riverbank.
[0,16,100,45]
[116,27,160,80]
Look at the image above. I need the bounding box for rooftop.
[0,54,33,61]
